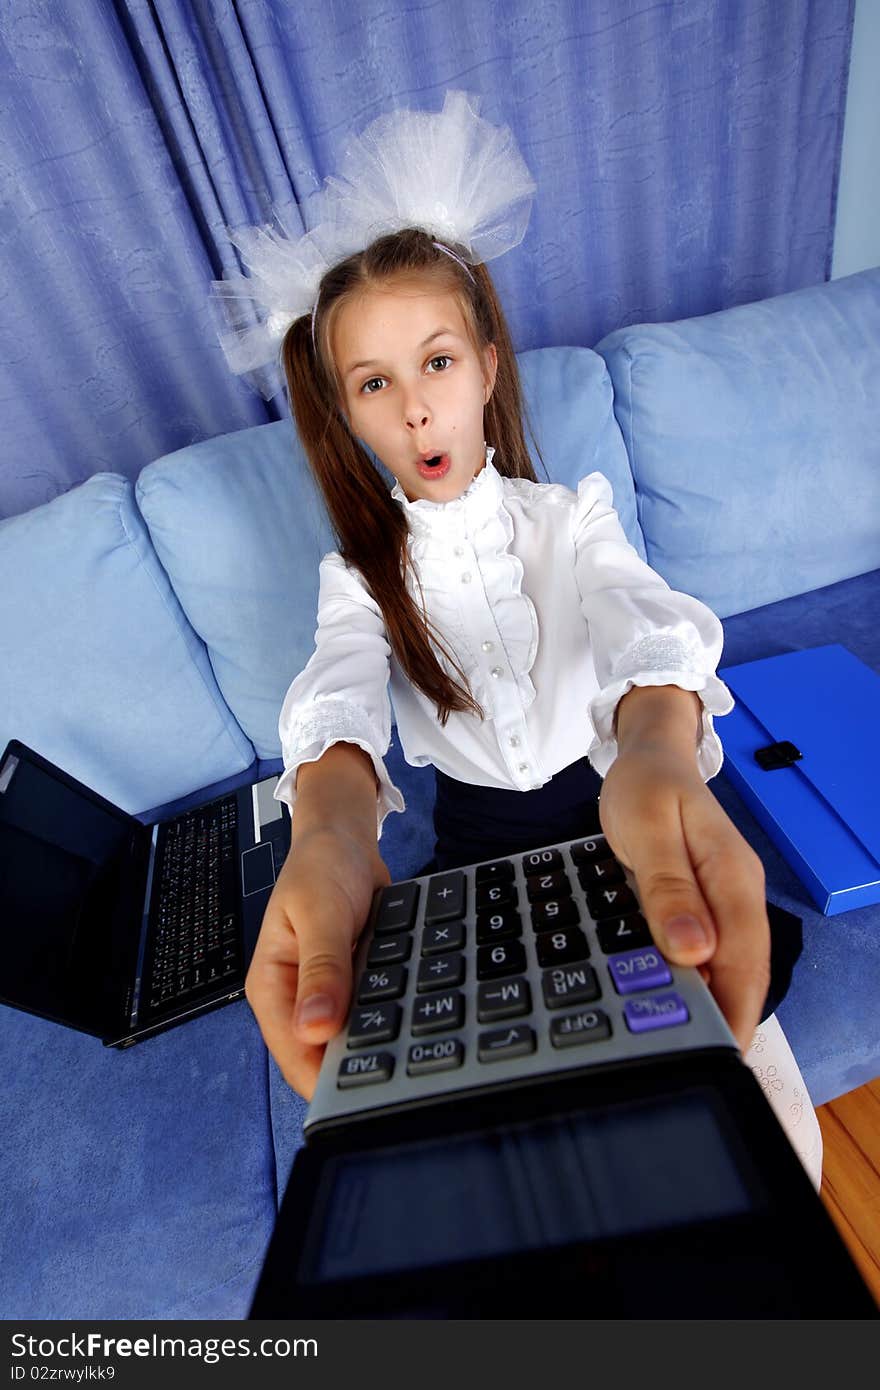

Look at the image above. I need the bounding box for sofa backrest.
[595,267,880,619]
[0,474,254,812]
[134,346,642,760]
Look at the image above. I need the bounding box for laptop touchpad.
[241,840,276,896]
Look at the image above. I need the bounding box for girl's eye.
[427,355,452,373]
[360,377,386,395]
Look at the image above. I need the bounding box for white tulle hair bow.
[211,90,536,398]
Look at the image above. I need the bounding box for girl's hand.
[245,826,391,1099]
[598,700,770,1053]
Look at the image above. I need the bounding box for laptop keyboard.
[144,796,240,1014]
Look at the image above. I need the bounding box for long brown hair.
[281,228,541,724]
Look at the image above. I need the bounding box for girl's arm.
[245,741,390,1100]
[601,684,770,1052]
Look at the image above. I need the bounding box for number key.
[577,856,625,888]
[475,879,517,911]
[477,939,527,980]
[531,897,580,931]
[535,927,589,968]
[596,913,653,954]
[521,847,564,875]
[476,907,522,944]
[570,837,608,864]
[585,883,638,919]
[525,870,571,902]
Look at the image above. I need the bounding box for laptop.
[0,738,291,1047]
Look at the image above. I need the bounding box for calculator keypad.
[306,834,737,1131]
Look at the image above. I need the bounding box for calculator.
[306,832,737,1130]
[250,834,878,1319]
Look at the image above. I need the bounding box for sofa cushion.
[0,998,299,1319]
[0,474,254,814]
[135,420,332,762]
[518,346,645,560]
[594,268,880,618]
[135,347,644,761]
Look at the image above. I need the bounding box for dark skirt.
[422,758,799,1025]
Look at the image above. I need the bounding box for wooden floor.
[815,1076,880,1308]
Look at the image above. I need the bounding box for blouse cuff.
[587,665,734,784]
[273,699,406,838]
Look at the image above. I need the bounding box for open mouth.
[417,452,451,480]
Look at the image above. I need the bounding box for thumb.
[629,846,718,967]
[293,901,358,1043]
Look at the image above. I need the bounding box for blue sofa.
[2,267,879,1320]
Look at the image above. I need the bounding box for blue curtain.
[0,0,854,520]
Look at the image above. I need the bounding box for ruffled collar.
[390,446,502,535]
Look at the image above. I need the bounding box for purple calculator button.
[607,946,672,995]
[624,992,690,1032]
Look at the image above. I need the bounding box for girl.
[213,93,821,1185]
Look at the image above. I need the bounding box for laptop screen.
[0,744,141,1035]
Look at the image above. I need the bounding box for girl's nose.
[403,393,431,430]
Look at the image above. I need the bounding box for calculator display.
[303,1088,753,1284]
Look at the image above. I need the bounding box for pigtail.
[283,314,483,724]
[471,263,545,484]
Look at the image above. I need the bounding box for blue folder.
[718,645,880,915]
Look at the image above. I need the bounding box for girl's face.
[331,279,498,504]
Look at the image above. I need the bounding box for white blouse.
[274,451,734,834]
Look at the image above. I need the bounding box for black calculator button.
[475,879,518,912]
[478,1024,536,1062]
[357,963,408,1004]
[421,921,466,955]
[541,963,600,1009]
[535,927,590,968]
[337,1052,395,1087]
[596,913,653,954]
[475,859,515,884]
[577,856,625,888]
[477,940,527,980]
[569,837,608,864]
[407,1038,465,1075]
[374,881,419,934]
[347,1002,402,1047]
[411,991,464,1035]
[585,883,638,919]
[477,977,532,1022]
[525,870,571,902]
[475,907,523,944]
[424,872,466,925]
[531,897,580,931]
[550,1008,612,1048]
[417,952,465,992]
[521,847,564,875]
[367,933,413,967]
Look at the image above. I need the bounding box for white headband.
[211,90,536,398]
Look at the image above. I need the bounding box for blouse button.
[453,545,465,557]
[490,666,503,679]
[460,571,472,584]
[481,640,495,653]
[508,734,521,748]
[517,763,528,773]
